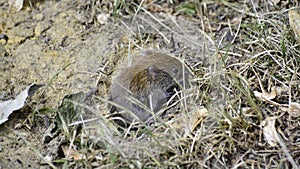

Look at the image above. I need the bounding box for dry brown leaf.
[254,86,277,100]
[288,102,300,117]
[289,10,300,44]
[262,114,299,168]
[168,107,208,136]
[261,116,279,147]
[61,145,85,160]
[0,83,42,124]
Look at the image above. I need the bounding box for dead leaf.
[8,0,24,11]
[261,116,279,147]
[168,107,208,136]
[289,10,300,44]
[0,83,43,124]
[288,102,300,117]
[261,114,299,168]
[62,145,85,160]
[254,86,277,100]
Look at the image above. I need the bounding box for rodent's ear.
[147,66,158,80]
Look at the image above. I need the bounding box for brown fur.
[110,50,190,122]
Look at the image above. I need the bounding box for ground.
[0,0,299,168]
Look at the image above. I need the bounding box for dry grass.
[8,0,300,168]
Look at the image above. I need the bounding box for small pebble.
[97,14,109,25]
[33,13,44,21]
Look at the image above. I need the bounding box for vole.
[110,50,190,122]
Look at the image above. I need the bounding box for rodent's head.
[155,54,190,89]
[166,61,189,88]
[146,66,180,99]
[135,51,191,89]
[146,66,175,86]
